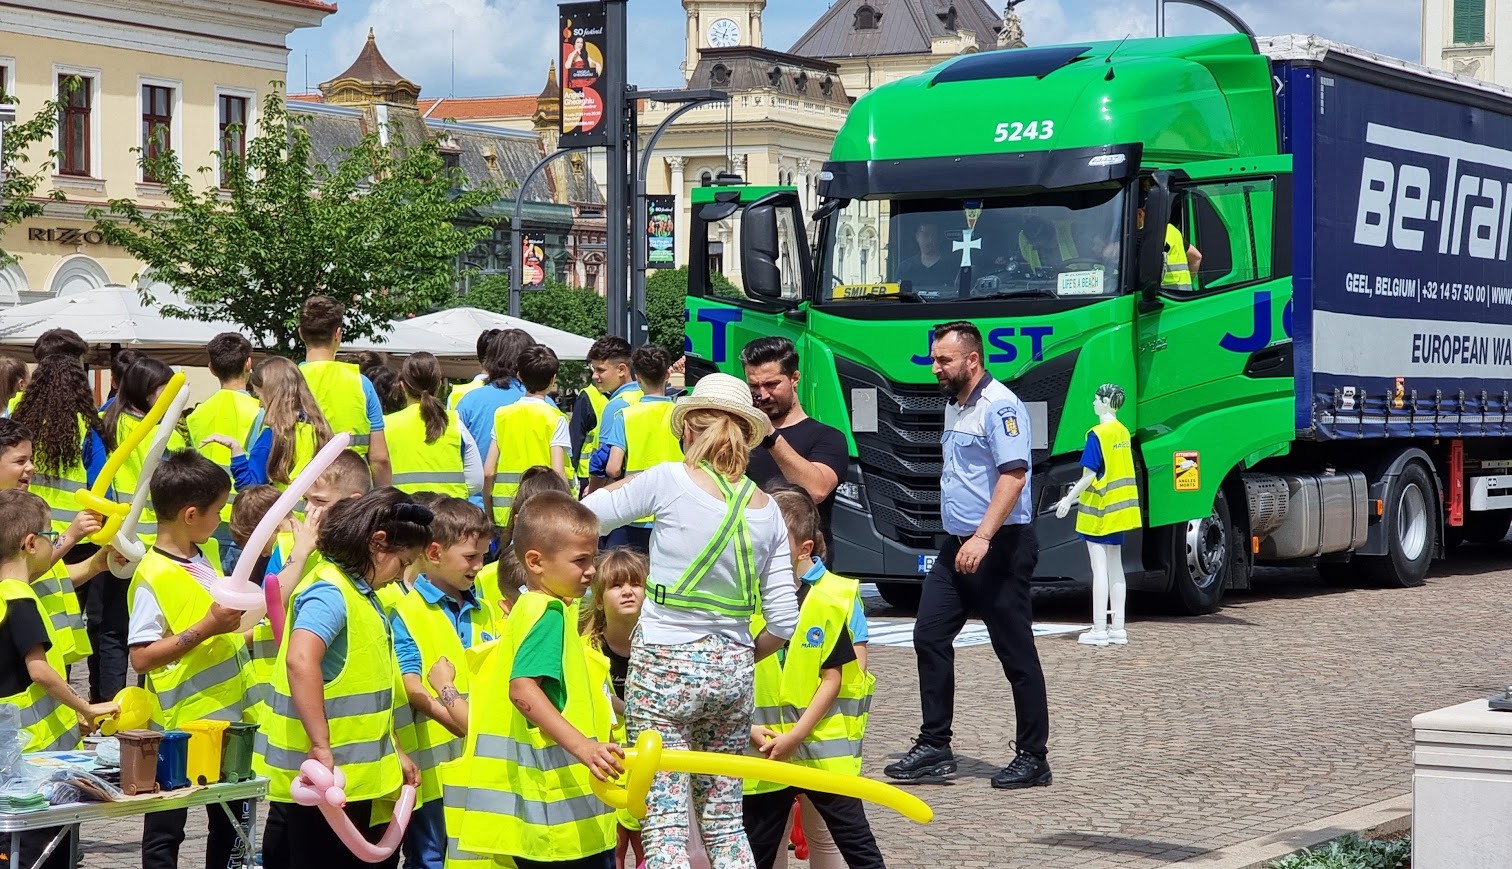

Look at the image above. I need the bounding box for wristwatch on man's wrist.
[760,430,780,449]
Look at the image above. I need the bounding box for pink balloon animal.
[289,759,415,863]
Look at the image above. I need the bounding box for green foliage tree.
[645,266,740,358]
[1,83,72,266]
[92,90,499,355]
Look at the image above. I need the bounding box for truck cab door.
[685,189,811,381]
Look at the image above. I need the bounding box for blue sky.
[285,0,1421,99]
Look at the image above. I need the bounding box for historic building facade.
[0,0,332,301]
[1422,0,1512,84]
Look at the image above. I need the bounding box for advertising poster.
[521,233,547,288]
[559,2,607,147]
[647,195,676,266]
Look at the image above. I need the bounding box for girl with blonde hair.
[583,373,799,869]
[205,356,333,490]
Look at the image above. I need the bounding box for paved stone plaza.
[72,547,1512,868]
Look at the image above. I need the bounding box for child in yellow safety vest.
[297,295,392,484]
[388,497,499,869]
[600,347,681,554]
[0,489,120,869]
[387,352,483,500]
[742,488,882,869]
[102,357,186,545]
[453,491,619,869]
[484,346,569,527]
[186,332,262,549]
[124,451,257,869]
[255,488,431,869]
[207,356,334,494]
[579,547,648,869]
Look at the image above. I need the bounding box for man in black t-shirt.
[742,337,851,550]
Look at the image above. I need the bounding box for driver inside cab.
[897,217,961,296]
[1017,216,1080,271]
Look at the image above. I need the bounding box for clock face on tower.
[708,17,741,48]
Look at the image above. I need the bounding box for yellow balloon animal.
[75,372,187,546]
[95,686,157,735]
[589,730,933,824]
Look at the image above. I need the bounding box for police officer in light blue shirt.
[883,320,1052,792]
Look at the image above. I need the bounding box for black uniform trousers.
[141,801,251,869]
[743,788,886,869]
[913,523,1049,757]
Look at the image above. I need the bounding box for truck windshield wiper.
[968,288,1062,301]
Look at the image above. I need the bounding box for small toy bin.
[156,730,191,790]
[115,730,163,796]
[181,720,231,786]
[221,723,260,784]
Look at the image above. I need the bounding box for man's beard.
[758,397,791,421]
[938,370,970,397]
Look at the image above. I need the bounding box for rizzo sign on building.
[27,226,111,245]
[559,2,608,148]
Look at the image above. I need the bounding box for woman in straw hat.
[584,372,800,869]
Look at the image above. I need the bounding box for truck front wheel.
[1357,461,1435,588]
[1165,488,1235,616]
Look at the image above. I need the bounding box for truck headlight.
[836,480,866,511]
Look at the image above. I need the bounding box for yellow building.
[0,0,332,301]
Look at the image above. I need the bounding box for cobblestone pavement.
[67,546,1512,868]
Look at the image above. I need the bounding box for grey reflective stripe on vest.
[464,783,610,825]
[394,703,415,731]
[751,705,782,727]
[795,736,863,762]
[1079,497,1141,518]
[16,692,66,729]
[251,637,278,661]
[246,682,272,709]
[254,731,395,771]
[32,575,63,598]
[392,471,466,486]
[443,785,487,864]
[473,733,579,773]
[33,475,88,493]
[1089,475,1137,496]
[495,472,522,484]
[269,687,393,721]
[411,737,463,770]
[49,611,74,633]
[350,434,371,448]
[778,697,871,722]
[36,721,82,752]
[153,654,245,712]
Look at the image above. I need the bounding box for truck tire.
[875,582,922,611]
[1165,487,1235,616]
[1357,460,1435,588]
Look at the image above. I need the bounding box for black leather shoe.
[884,741,957,781]
[991,750,1052,789]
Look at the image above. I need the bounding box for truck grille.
[836,352,1077,550]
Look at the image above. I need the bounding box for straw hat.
[670,372,769,448]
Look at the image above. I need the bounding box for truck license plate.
[917,555,936,574]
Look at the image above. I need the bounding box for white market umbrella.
[0,285,241,365]
[344,307,595,369]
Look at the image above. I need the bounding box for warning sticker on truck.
[1174,451,1201,492]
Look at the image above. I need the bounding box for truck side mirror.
[1137,173,1174,312]
[740,202,785,300]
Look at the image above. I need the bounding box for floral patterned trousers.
[625,632,757,869]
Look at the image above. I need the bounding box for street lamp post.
[629,88,728,347]
[510,147,587,318]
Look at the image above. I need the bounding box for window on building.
[442,151,462,171]
[1454,0,1487,43]
[218,94,248,184]
[854,4,880,30]
[57,75,92,177]
[0,65,8,100]
[142,84,174,182]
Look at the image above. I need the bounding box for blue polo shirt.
[587,382,645,477]
[389,576,487,675]
[457,379,526,455]
[940,373,1033,535]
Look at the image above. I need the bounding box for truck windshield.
[819,187,1127,303]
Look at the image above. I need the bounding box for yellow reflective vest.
[255,563,403,804]
[1075,419,1142,537]
[246,534,324,726]
[448,376,485,411]
[1161,224,1193,292]
[575,387,611,480]
[391,580,502,803]
[745,569,875,795]
[385,405,468,498]
[31,561,89,667]
[186,389,262,524]
[0,577,82,752]
[114,413,188,544]
[455,591,614,861]
[621,398,682,525]
[489,398,565,526]
[30,417,93,536]
[301,361,372,456]
[128,541,251,730]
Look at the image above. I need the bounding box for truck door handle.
[1244,342,1293,378]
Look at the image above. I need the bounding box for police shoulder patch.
[999,410,1020,438]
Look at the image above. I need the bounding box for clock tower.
[683,0,765,81]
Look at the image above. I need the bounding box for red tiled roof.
[287,93,325,102]
[257,0,337,13]
[418,95,538,120]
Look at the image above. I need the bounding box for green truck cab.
[685,34,1512,612]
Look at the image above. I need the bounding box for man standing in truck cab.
[741,337,850,551]
[884,320,1052,791]
[1138,182,1203,288]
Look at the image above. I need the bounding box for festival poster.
[647,195,676,266]
[559,2,607,147]
[521,233,547,288]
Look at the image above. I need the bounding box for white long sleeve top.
[583,462,799,646]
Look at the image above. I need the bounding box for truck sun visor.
[930,45,1095,85]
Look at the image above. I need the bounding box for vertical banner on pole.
[560,2,609,148]
[646,195,676,267]
[521,233,547,288]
